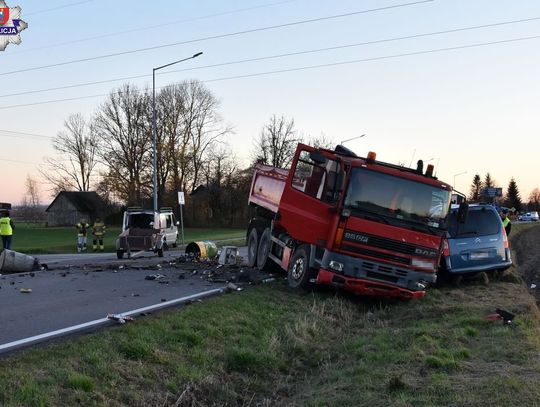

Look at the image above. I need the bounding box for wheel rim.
[291,257,305,280]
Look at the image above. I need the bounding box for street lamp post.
[453,171,467,189]
[340,134,366,145]
[152,52,203,212]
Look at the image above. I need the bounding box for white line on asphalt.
[0,287,225,353]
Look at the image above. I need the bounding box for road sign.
[483,187,502,197]
[177,191,185,205]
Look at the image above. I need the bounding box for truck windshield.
[344,168,451,231]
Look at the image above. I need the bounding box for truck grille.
[343,230,438,258]
[341,244,410,265]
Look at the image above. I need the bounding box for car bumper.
[444,259,513,274]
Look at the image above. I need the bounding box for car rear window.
[448,209,500,237]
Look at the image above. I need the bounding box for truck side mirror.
[309,150,326,165]
[457,202,469,223]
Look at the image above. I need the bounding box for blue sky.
[1,0,539,204]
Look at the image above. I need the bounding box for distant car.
[518,211,539,222]
[440,204,512,276]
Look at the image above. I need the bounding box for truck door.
[277,146,341,248]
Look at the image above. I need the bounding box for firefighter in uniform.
[76,219,90,252]
[0,210,14,250]
[92,217,106,252]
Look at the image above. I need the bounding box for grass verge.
[1,225,539,406]
[11,224,244,254]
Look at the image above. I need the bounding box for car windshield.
[448,208,500,237]
[343,167,451,231]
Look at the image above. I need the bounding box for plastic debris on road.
[107,313,134,324]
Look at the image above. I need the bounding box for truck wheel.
[257,228,276,271]
[247,228,259,267]
[116,250,124,259]
[287,245,313,289]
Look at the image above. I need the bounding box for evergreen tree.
[484,172,495,188]
[468,174,483,202]
[504,177,522,212]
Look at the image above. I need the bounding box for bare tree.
[529,188,540,212]
[308,132,334,149]
[185,80,231,192]
[40,113,98,195]
[252,114,302,168]
[22,174,40,207]
[94,84,152,205]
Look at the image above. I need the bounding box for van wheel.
[257,228,276,271]
[116,250,124,259]
[288,245,313,289]
[247,228,259,267]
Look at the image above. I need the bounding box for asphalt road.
[0,247,248,353]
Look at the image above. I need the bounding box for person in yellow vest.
[501,209,512,236]
[0,210,14,250]
[92,217,106,252]
[76,218,89,253]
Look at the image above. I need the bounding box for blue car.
[440,204,512,275]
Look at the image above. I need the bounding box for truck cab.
[247,143,453,299]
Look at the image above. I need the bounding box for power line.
[1,33,538,110]
[26,0,97,16]
[0,157,39,165]
[0,0,433,77]
[11,0,298,55]
[1,16,538,99]
[0,129,54,139]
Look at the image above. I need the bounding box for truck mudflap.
[316,269,425,299]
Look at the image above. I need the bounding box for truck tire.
[247,227,259,267]
[287,245,313,289]
[257,228,276,271]
[116,250,124,259]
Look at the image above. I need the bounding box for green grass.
[0,277,539,406]
[10,223,244,254]
[1,224,539,406]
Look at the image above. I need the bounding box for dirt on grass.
[511,224,540,305]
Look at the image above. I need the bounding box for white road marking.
[0,287,224,353]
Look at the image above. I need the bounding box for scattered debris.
[145,273,165,280]
[20,288,32,293]
[107,313,134,324]
[486,308,515,324]
[531,283,537,289]
[225,282,243,292]
[0,250,40,273]
[218,246,239,265]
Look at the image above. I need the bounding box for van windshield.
[127,213,154,229]
[448,209,500,237]
[344,168,451,231]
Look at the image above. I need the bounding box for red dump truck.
[247,143,454,299]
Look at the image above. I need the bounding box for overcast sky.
[1,0,539,204]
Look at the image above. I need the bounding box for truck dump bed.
[248,163,289,214]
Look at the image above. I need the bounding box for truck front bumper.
[316,269,425,299]
[317,250,436,299]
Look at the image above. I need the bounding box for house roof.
[46,191,105,212]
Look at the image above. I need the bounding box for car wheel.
[287,245,314,289]
[116,250,124,259]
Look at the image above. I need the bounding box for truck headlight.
[411,258,436,271]
[329,260,344,272]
